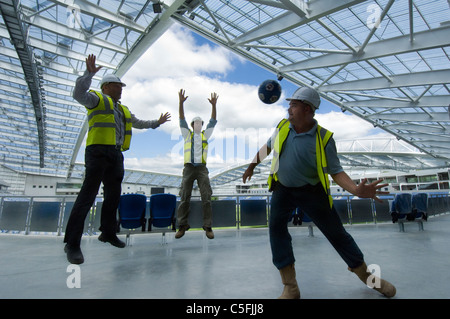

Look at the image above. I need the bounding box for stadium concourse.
[1,213,450,299]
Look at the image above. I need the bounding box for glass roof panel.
[0,0,448,184]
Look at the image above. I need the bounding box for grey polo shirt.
[267,120,343,187]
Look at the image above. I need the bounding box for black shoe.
[98,233,126,248]
[64,244,84,264]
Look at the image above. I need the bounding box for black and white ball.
[258,80,282,104]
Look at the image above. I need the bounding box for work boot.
[278,264,300,299]
[349,262,396,297]
[98,233,126,248]
[203,226,214,239]
[175,225,190,239]
[64,244,84,264]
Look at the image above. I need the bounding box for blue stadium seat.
[412,193,428,229]
[412,193,428,218]
[390,193,411,232]
[149,193,176,243]
[117,194,147,245]
[391,193,427,232]
[290,207,314,237]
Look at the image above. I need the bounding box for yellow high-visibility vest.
[268,119,334,208]
[86,91,132,151]
[184,131,208,164]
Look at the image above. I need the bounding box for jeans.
[64,145,124,247]
[177,164,213,227]
[269,182,364,269]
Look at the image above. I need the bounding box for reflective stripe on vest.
[267,119,334,208]
[184,131,208,164]
[86,91,132,151]
[316,125,333,208]
[267,119,290,190]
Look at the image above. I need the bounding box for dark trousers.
[269,182,364,270]
[64,145,124,247]
[177,164,213,227]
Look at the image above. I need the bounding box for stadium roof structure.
[209,136,450,187]
[69,136,448,188]
[0,0,449,184]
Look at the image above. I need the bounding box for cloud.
[118,24,288,173]
[122,24,286,131]
[116,25,389,175]
[124,154,183,175]
[123,24,236,80]
[315,111,377,141]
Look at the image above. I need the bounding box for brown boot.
[175,225,190,239]
[278,264,300,299]
[203,226,214,239]
[349,262,396,297]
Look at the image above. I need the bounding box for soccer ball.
[258,80,282,104]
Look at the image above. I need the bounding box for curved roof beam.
[231,0,366,46]
[0,0,45,167]
[280,26,450,72]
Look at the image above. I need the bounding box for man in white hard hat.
[242,86,396,299]
[64,54,171,264]
[176,89,218,239]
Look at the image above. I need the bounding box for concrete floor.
[1,214,450,300]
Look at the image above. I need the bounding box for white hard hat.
[100,74,126,88]
[286,87,321,109]
[191,116,203,125]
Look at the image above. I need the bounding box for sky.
[76,23,387,176]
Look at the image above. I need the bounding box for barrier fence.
[0,193,449,235]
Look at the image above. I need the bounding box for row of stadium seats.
[1,193,449,236]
